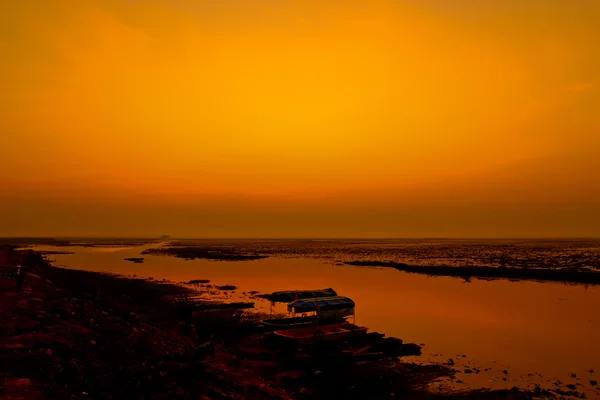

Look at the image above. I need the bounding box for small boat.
[261,315,349,330]
[268,288,337,303]
[261,296,356,330]
[261,315,320,329]
[287,296,355,315]
[273,323,368,345]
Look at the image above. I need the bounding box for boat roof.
[288,296,355,312]
[268,288,337,303]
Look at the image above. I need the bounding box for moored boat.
[261,315,350,330]
[287,296,355,315]
[273,322,368,345]
[261,315,320,329]
[267,288,337,303]
[261,295,356,330]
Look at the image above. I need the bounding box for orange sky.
[2,0,599,237]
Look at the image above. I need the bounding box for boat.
[267,288,337,303]
[261,295,356,330]
[261,315,351,330]
[261,315,320,329]
[287,296,356,318]
[273,322,368,345]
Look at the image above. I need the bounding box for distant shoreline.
[2,236,600,242]
[345,260,600,285]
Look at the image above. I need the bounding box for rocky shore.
[1,247,537,399]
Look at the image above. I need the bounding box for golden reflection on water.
[39,245,600,394]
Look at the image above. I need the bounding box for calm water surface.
[34,242,600,396]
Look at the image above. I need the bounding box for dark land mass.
[345,261,600,285]
[37,250,75,255]
[0,238,74,247]
[170,239,600,271]
[0,237,162,248]
[142,244,268,261]
[0,246,548,399]
[124,257,145,263]
[187,279,211,285]
[139,240,600,285]
[216,285,237,291]
[144,240,600,286]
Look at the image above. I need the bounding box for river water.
[32,240,600,397]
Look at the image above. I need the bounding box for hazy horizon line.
[2,236,600,241]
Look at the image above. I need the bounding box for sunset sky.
[2,0,599,237]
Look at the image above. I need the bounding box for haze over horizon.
[3,235,600,241]
[2,0,599,238]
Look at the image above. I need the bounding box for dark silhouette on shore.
[345,260,600,285]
